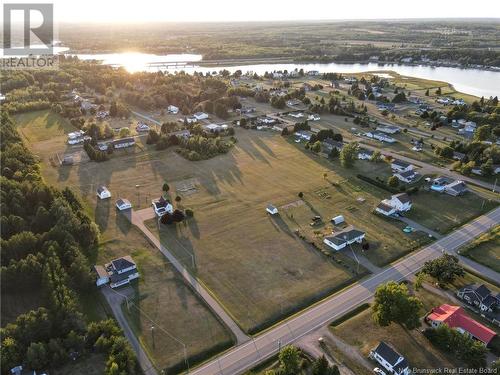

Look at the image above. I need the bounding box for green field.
[407,192,497,235]
[461,227,500,273]
[14,109,77,142]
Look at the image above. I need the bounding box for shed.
[94,265,109,287]
[331,215,345,225]
[266,204,278,215]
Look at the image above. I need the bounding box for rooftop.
[427,304,496,344]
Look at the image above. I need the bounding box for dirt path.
[295,326,372,375]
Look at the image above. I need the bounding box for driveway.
[396,216,443,239]
[101,286,157,375]
[123,208,250,345]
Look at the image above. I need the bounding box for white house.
[116,198,132,211]
[94,265,109,286]
[308,114,321,121]
[393,170,418,184]
[294,130,313,141]
[97,186,111,200]
[375,193,412,216]
[113,137,135,149]
[388,193,412,211]
[167,105,179,114]
[323,228,365,251]
[106,256,140,289]
[376,124,401,134]
[358,148,374,160]
[152,197,174,217]
[136,122,150,132]
[375,202,397,217]
[266,204,279,215]
[193,112,209,121]
[370,342,411,375]
[391,160,413,173]
[366,131,396,143]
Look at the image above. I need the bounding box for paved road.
[188,207,500,375]
[124,208,250,345]
[359,141,499,193]
[101,286,157,375]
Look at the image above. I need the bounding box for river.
[48,51,495,99]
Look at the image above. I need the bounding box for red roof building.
[426,304,497,345]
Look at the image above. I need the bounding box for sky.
[6,0,500,23]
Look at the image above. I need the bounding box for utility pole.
[151,326,155,350]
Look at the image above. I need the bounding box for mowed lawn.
[330,286,461,370]
[461,227,500,273]
[407,191,497,235]
[14,109,77,142]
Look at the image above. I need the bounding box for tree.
[340,142,358,168]
[372,281,422,329]
[329,148,340,159]
[370,150,382,162]
[425,89,429,96]
[311,140,321,153]
[109,101,117,117]
[298,192,304,198]
[175,196,182,203]
[172,209,185,222]
[421,254,464,285]
[26,342,49,370]
[162,182,170,194]
[435,87,442,95]
[387,175,399,188]
[473,125,491,142]
[312,355,340,375]
[119,127,130,138]
[278,346,300,375]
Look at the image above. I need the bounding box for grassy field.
[407,191,497,235]
[16,116,235,371]
[330,285,461,370]
[138,130,434,332]
[14,109,77,142]
[460,227,500,273]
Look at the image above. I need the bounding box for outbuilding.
[331,215,345,225]
[116,198,132,211]
[97,186,111,200]
[266,204,279,215]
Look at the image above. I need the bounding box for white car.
[373,368,386,375]
[295,139,301,143]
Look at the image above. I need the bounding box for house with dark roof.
[266,204,279,215]
[321,138,343,153]
[393,169,418,184]
[370,342,411,375]
[391,159,413,173]
[457,284,500,313]
[112,137,135,149]
[323,228,365,251]
[97,185,111,200]
[152,196,173,217]
[426,304,497,345]
[444,180,468,196]
[358,148,374,160]
[94,255,140,289]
